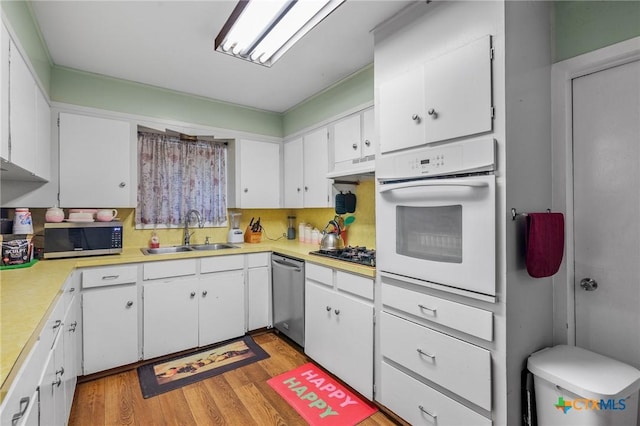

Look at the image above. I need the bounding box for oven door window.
[396,205,462,263]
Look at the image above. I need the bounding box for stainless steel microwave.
[44,221,123,259]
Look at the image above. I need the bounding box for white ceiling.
[30,0,414,113]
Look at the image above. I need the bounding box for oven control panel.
[377,137,496,181]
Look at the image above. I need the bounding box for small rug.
[138,335,269,398]
[267,362,378,426]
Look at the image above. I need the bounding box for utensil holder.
[244,227,262,243]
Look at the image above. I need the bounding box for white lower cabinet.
[0,278,79,426]
[247,252,270,331]
[199,270,245,345]
[379,279,493,424]
[82,285,139,374]
[143,259,245,359]
[380,362,491,426]
[304,264,374,399]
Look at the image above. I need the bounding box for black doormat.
[137,335,270,398]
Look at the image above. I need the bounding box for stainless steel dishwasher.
[271,253,305,347]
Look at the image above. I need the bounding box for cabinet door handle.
[334,309,340,315]
[427,108,438,119]
[364,139,371,147]
[326,306,332,312]
[244,188,248,193]
[418,304,437,314]
[304,186,309,192]
[126,300,134,308]
[52,377,62,388]
[52,320,62,330]
[56,367,65,377]
[417,348,436,360]
[11,396,30,426]
[411,114,422,123]
[69,321,78,332]
[202,290,208,297]
[119,182,126,188]
[69,287,76,292]
[352,143,358,150]
[418,405,437,421]
[190,291,196,298]
[297,187,301,192]
[101,275,119,280]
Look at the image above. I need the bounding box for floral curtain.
[136,131,227,226]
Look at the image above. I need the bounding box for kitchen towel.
[526,212,564,278]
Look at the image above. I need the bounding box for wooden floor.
[69,332,402,425]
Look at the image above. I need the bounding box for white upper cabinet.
[1,24,8,162]
[330,107,376,177]
[423,35,493,144]
[303,127,331,207]
[235,139,280,208]
[334,113,362,164]
[379,66,425,154]
[284,127,332,208]
[35,85,51,181]
[283,137,304,208]
[379,35,493,153]
[8,39,37,174]
[58,112,132,207]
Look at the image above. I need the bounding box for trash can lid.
[527,345,640,400]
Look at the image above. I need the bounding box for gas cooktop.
[309,246,376,267]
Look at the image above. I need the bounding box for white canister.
[298,223,306,242]
[304,225,312,243]
[311,228,320,245]
[13,208,34,234]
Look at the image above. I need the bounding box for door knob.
[580,277,598,291]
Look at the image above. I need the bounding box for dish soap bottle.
[149,231,160,248]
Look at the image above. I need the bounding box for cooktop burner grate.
[309,246,376,267]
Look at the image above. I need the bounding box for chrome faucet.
[183,209,203,246]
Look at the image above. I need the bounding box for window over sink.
[136,128,228,229]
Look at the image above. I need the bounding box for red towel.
[526,212,565,278]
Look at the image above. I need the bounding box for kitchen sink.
[140,243,238,255]
[189,243,238,251]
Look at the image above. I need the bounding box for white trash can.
[528,345,640,426]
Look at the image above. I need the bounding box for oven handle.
[378,180,489,193]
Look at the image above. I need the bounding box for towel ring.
[511,208,551,221]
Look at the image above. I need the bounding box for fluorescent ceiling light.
[215,0,345,67]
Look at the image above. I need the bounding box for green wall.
[1,0,51,92]
[555,1,640,62]
[51,66,283,138]
[282,65,374,136]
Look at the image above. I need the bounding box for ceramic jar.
[45,207,65,223]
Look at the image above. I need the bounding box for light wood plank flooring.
[69,332,403,425]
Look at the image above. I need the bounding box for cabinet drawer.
[336,271,373,300]
[143,259,196,280]
[201,255,244,274]
[382,282,493,341]
[306,263,332,286]
[247,252,269,268]
[381,312,491,410]
[82,265,138,288]
[380,362,491,426]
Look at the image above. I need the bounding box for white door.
[573,59,640,369]
[303,127,330,207]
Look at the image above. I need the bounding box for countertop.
[0,239,374,398]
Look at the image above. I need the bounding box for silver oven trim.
[44,248,123,259]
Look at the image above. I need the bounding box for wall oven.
[376,138,496,298]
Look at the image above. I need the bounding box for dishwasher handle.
[272,258,302,272]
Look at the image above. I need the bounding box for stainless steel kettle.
[320,220,344,251]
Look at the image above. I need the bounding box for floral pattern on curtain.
[136,131,227,226]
